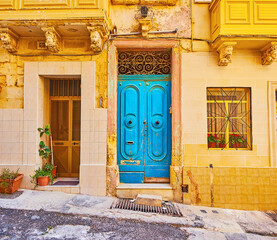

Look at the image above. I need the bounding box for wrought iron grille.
[207,88,252,150]
[50,79,81,97]
[118,51,171,75]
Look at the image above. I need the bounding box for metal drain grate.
[110,198,183,217]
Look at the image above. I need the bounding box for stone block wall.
[183,166,277,210]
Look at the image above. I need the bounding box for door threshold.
[52,177,79,187]
[117,183,172,190]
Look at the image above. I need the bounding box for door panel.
[145,81,171,178]
[72,146,80,174]
[117,81,144,177]
[117,76,171,183]
[51,99,80,177]
[51,101,69,141]
[72,101,81,141]
[53,146,69,175]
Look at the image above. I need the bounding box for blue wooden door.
[117,75,171,183]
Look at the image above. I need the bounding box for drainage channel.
[110,198,183,217]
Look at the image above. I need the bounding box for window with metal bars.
[50,79,81,97]
[207,88,252,150]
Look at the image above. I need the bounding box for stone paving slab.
[224,209,277,236]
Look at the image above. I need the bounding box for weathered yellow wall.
[183,166,277,210]
[110,0,191,38]
[181,50,276,168]
[0,38,108,109]
[0,50,24,108]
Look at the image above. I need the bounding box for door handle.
[156,121,159,125]
[129,120,132,124]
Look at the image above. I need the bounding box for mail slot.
[127,141,134,144]
[54,142,64,145]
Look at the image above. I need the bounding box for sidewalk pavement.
[0,190,277,239]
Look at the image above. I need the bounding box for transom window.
[207,88,252,150]
[118,50,171,75]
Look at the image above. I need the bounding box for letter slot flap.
[127,141,134,145]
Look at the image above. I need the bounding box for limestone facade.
[0,0,277,210]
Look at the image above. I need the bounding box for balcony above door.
[210,0,277,41]
[210,0,277,65]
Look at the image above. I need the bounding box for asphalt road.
[0,208,188,240]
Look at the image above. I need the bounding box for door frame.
[50,97,81,177]
[268,81,277,167]
[107,40,182,200]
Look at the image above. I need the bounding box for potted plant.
[30,167,53,188]
[0,168,23,194]
[207,134,219,148]
[219,138,226,149]
[229,134,245,148]
[38,124,57,177]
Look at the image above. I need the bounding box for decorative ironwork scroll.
[118,51,171,75]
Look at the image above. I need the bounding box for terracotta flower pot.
[219,143,226,148]
[0,174,23,194]
[37,176,49,186]
[208,142,215,148]
[52,166,57,177]
[233,142,240,148]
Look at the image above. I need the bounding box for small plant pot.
[52,166,57,178]
[219,143,226,148]
[208,142,215,148]
[233,142,240,148]
[37,176,49,186]
[0,174,24,194]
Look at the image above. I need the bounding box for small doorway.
[50,79,81,177]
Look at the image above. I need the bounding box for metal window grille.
[207,88,252,150]
[50,79,81,97]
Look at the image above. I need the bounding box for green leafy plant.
[0,168,19,188]
[207,134,220,143]
[219,138,225,144]
[229,134,245,144]
[30,167,53,188]
[38,125,52,162]
[38,141,51,161]
[44,163,54,173]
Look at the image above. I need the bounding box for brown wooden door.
[51,99,81,177]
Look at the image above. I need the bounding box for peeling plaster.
[110,6,191,38]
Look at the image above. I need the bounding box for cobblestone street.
[0,208,188,240]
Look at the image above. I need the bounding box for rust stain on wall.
[187,170,201,204]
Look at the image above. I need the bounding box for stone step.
[116,183,173,201]
[36,185,80,194]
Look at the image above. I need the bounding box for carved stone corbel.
[261,42,277,65]
[0,28,19,53]
[87,27,103,52]
[41,27,61,52]
[87,23,109,53]
[138,18,152,38]
[216,42,237,66]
